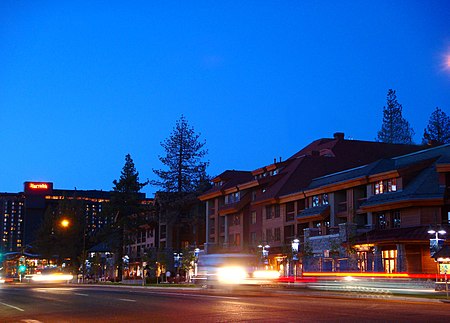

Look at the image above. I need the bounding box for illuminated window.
[312,196,319,207]
[382,249,397,273]
[378,214,387,229]
[374,178,397,195]
[312,194,329,207]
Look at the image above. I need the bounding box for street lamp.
[291,238,300,279]
[194,248,200,277]
[173,252,183,275]
[60,219,70,228]
[428,227,446,257]
[258,244,270,265]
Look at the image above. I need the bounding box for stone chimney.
[333,132,345,140]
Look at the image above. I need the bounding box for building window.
[266,205,273,220]
[160,225,166,239]
[378,214,387,229]
[266,228,273,242]
[286,202,295,222]
[382,249,397,273]
[274,205,280,218]
[225,192,240,204]
[233,215,240,226]
[312,194,329,207]
[274,227,281,241]
[393,211,401,228]
[312,196,319,207]
[250,232,257,245]
[251,211,257,224]
[374,178,397,195]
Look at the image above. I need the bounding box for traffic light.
[18,256,27,274]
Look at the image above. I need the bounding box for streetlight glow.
[60,219,70,228]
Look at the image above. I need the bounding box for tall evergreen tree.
[109,153,148,281]
[377,89,415,144]
[152,115,209,193]
[422,107,450,145]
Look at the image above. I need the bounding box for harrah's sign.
[24,182,53,194]
[29,183,49,189]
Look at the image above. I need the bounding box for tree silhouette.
[423,107,450,145]
[377,89,414,144]
[152,115,209,193]
[109,154,148,281]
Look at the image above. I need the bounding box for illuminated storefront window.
[382,249,397,273]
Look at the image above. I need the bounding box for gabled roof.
[199,133,429,204]
[309,144,450,189]
[255,136,427,203]
[361,165,444,209]
[199,170,253,200]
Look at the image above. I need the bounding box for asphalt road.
[0,284,449,322]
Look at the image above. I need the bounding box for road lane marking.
[118,298,136,302]
[144,291,239,300]
[0,301,25,312]
[74,293,89,296]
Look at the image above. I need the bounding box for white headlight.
[217,266,247,284]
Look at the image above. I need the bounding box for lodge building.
[199,133,450,275]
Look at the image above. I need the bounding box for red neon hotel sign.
[28,183,49,190]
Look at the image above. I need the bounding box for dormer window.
[225,192,240,204]
[374,178,397,195]
[312,194,329,207]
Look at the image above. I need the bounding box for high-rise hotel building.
[0,182,117,254]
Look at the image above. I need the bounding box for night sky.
[1,1,449,196]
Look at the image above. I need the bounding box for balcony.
[356,197,368,210]
[336,201,347,217]
[218,193,251,216]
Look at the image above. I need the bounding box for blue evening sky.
[1,1,450,196]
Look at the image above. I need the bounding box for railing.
[218,193,251,215]
[337,201,347,213]
[356,197,367,209]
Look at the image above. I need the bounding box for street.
[1,284,449,322]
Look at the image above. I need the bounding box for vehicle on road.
[193,253,279,289]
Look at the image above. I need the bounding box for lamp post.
[173,252,183,277]
[291,238,300,279]
[428,227,447,297]
[194,248,200,277]
[428,228,446,257]
[258,244,270,266]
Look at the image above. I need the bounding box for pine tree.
[109,153,149,281]
[152,115,209,193]
[377,89,415,144]
[422,107,450,145]
[152,116,210,251]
